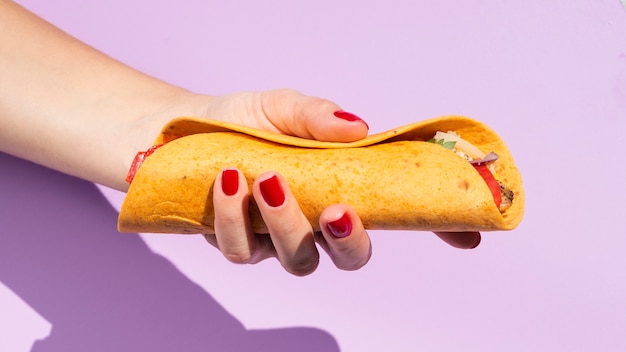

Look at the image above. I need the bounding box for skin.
[0,0,480,276]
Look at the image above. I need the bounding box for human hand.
[192,89,373,275]
[205,169,371,275]
[153,89,480,275]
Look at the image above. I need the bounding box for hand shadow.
[0,152,339,352]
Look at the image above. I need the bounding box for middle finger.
[253,172,319,276]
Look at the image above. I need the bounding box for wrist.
[112,91,215,191]
[127,91,214,152]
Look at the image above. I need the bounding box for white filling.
[433,131,486,160]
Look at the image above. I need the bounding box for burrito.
[117,116,524,234]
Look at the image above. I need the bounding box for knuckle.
[317,98,339,111]
[337,254,370,271]
[223,247,253,264]
[284,256,319,277]
[217,212,243,229]
[262,88,301,107]
[332,241,372,271]
[332,242,359,256]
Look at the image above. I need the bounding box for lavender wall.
[2,1,625,351]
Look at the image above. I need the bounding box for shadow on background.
[0,152,339,352]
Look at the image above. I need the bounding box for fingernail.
[333,110,369,129]
[327,212,352,238]
[259,175,285,207]
[221,169,239,196]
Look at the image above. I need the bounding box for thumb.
[261,89,369,142]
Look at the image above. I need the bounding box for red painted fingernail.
[259,175,285,207]
[327,212,352,238]
[221,169,239,196]
[333,110,369,129]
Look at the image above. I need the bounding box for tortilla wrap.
[118,116,524,234]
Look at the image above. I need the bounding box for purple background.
[2,0,625,351]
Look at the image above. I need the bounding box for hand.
[162,89,480,275]
[0,2,479,276]
[193,89,372,275]
[205,169,371,276]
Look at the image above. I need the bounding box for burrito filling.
[428,131,513,211]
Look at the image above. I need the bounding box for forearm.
[0,0,211,191]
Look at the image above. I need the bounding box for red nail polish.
[259,175,285,207]
[221,169,239,196]
[333,110,369,129]
[327,212,352,238]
